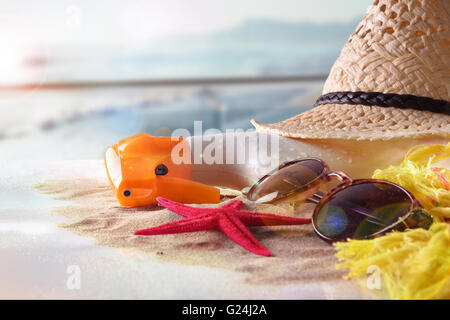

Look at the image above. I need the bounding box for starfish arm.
[221,200,243,210]
[235,210,311,226]
[218,212,272,257]
[156,197,215,217]
[134,214,217,236]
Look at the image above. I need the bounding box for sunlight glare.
[0,44,25,85]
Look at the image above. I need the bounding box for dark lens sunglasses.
[243,158,433,242]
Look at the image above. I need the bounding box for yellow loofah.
[335,223,450,299]
[372,143,450,219]
[334,143,450,299]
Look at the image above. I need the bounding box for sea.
[0,81,324,160]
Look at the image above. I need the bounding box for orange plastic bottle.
[105,133,220,207]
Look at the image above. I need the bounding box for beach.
[0,79,370,299]
[0,159,365,299]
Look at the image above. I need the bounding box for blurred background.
[0,0,372,160]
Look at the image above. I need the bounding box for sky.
[0,0,373,45]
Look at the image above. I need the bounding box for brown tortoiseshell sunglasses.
[243,158,433,242]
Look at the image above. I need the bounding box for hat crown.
[251,0,450,141]
[323,0,450,101]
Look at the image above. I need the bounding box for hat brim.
[251,104,450,141]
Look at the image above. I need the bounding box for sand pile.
[35,178,350,286]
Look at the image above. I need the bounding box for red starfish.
[134,197,311,256]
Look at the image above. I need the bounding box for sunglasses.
[243,158,433,242]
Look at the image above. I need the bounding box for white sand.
[0,160,365,299]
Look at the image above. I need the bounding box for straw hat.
[252,0,450,140]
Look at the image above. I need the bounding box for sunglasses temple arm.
[402,206,434,230]
[307,190,325,204]
[307,171,351,204]
[325,170,351,181]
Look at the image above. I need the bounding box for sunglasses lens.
[314,181,413,241]
[248,159,325,202]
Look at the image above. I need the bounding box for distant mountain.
[143,17,362,76]
[207,18,361,45]
[36,17,363,82]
